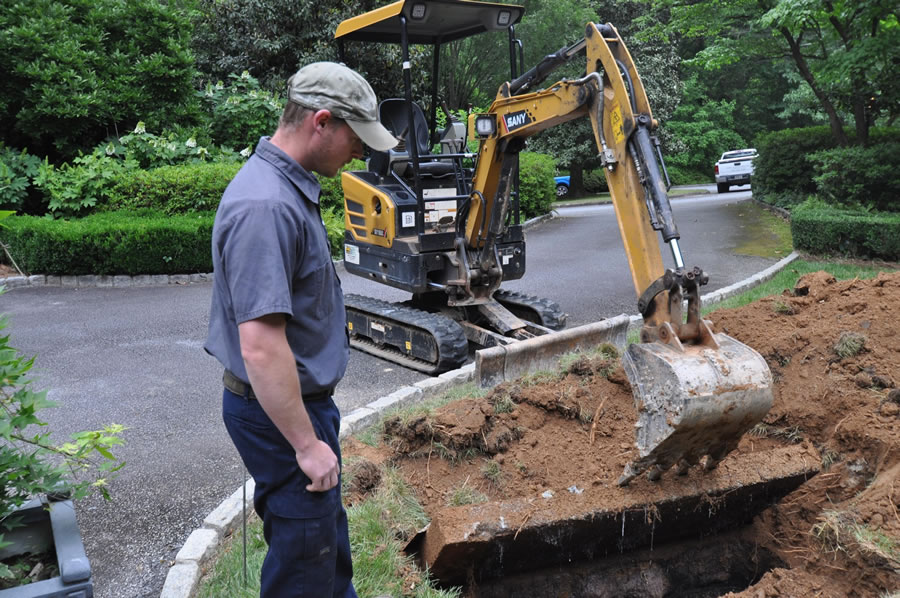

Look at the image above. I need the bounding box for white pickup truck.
[714,148,757,193]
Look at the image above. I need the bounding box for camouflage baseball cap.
[287,62,398,152]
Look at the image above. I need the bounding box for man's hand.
[297,439,340,492]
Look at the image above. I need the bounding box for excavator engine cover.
[618,331,774,486]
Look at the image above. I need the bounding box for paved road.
[0,186,773,597]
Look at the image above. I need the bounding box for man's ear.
[312,109,333,131]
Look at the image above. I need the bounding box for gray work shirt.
[204,137,348,395]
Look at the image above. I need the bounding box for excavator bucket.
[617,327,774,486]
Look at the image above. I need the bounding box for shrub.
[791,198,900,261]
[198,72,282,150]
[116,123,246,170]
[0,147,41,212]
[583,169,610,194]
[663,164,708,186]
[518,152,556,219]
[0,211,216,275]
[0,0,199,162]
[34,151,136,218]
[753,126,900,208]
[107,162,243,215]
[810,142,900,212]
[752,127,837,207]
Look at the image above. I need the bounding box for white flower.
[105,143,116,156]
[134,121,146,134]
[240,147,252,158]
[185,137,197,148]
[240,70,251,80]
[196,147,209,158]
[215,81,224,90]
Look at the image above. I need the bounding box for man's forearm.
[238,316,317,452]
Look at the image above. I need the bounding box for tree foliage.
[0,0,200,162]
[645,0,900,147]
[190,0,429,102]
[525,0,682,196]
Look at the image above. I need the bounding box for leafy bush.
[518,152,556,219]
[0,304,125,566]
[663,165,708,186]
[0,147,41,212]
[0,0,199,162]
[583,169,610,194]
[752,127,839,206]
[791,198,900,260]
[116,122,247,170]
[199,72,282,150]
[107,162,243,215]
[753,127,900,208]
[321,208,345,258]
[0,211,216,275]
[34,151,135,218]
[809,142,900,212]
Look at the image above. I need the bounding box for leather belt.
[223,370,333,402]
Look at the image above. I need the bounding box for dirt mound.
[344,271,900,597]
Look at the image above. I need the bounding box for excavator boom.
[466,22,775,484]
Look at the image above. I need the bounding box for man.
[204,62,397,597]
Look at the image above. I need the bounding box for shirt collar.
[253,136,321,205]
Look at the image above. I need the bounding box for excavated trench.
[464,532,784,598]
[345,272,900,597]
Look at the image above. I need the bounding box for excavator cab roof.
[335,0,524,45]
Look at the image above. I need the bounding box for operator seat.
[369,98,456,178]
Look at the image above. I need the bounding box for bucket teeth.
[617,332,774,486]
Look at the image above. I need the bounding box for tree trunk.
[570,164,585,198]
[852,96,870,146]
[780,28,849,147]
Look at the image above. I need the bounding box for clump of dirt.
[344,271,900,597]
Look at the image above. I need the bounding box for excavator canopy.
[335,0,524,45]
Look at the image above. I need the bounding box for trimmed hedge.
[791,199,900,261]
[107,162,243,214]
[754,126,900,208]
[1,211,215,275]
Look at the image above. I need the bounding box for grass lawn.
[196,258,896,598]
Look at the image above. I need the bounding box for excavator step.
[345,294,469,374]
[415,443,820,586]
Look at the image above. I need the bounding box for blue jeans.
[222,388,357,598]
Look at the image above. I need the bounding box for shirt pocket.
[310,260,336,320]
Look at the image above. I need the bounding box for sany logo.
[503,110,531,132]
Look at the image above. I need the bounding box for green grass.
[703,259,895,315]
[198,467,458,598]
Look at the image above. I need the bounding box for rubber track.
[494,289,568,330]
[344,294,469,375]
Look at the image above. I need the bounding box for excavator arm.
[465,22,775,485]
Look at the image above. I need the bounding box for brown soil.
[344,271,900,597]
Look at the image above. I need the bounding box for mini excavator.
[334,0,775,485]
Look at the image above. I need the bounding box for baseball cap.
[287,62,398,152]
